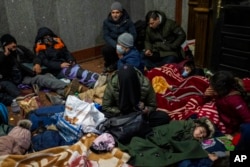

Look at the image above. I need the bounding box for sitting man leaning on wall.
[143,10,186,70]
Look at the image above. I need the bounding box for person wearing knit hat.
[0,119,32,155]
[102,1,137,73]
[116,33,144,73]
[117,32,134,48]
[0,34,17,47]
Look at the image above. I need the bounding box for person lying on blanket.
[181,60,205,78]
[118,117,220,167]
[204,70,250,135]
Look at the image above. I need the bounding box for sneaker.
[64,78,83,97]
[45,93,65,105]
[94,75,107,89]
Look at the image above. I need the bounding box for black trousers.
[102,44,119,68]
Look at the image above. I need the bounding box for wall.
[0,0,189,54]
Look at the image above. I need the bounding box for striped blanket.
[146,64,226,133]
[0,133,131,167]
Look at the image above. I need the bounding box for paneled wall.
[0,0,189,57]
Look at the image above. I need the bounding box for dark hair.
[183,60,195,69]
[194,119,211,138]
[145,10,160,23]
[209,71,247,98]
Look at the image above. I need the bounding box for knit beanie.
[8,119,32,150]
[0,34,17,47]
[111,1,123,11]
[118,33,134,48]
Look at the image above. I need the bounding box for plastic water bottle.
[11,99,20,113]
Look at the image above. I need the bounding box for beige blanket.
[0,133,131,167]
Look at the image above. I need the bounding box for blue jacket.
[103,9,137,48]
[117,47,144,73]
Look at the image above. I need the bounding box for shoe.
[64,78,83,97]
[103,64,117,73]
[45,93,65,105]
[94,75,107,89]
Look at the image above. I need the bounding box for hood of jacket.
[35,27,57,43]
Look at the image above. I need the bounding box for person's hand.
[33,64,42,74]
[117,53,123,59]
[3,46,12,56]
[69,60,76,66]
[61,62,71,68]
[208,153,218,161]
[138,101,145,110]
[144,50,153,56]
[204,86,217,96]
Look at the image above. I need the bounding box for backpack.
[26,104,65,132]
[0,103,9,125]
[134,20,147,52]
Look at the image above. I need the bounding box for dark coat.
[103,9,137,48]
[102,68,156,117]
[118,119,208,167]
[34,27,75,76]
[145,11,186,57]
[0,45,38,80]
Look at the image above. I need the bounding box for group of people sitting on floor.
[0,1,250,167]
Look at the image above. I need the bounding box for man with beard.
[143,10,186,70]
[102,1,137,73]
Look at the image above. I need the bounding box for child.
[118,117,215,167]
[116,33,144,73]
[0,119,32,155]
[182,60,205,78]
[204,70,250,134]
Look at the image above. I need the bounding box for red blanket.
[146,64,226,133]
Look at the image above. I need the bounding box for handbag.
[98,111,144,143]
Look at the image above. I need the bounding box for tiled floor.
[8,57,105,126]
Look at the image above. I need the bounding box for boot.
[64,78,84,97]
[45,93,65,105]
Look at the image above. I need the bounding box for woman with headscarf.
[102,65,170,139]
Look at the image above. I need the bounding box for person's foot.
[94,75,107,88]
[64,78,83,97]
